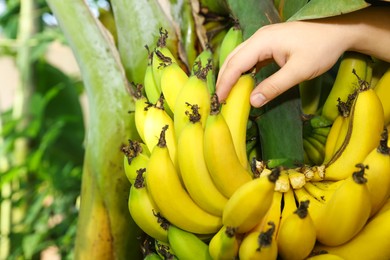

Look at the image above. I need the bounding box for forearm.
[339,6,390,62]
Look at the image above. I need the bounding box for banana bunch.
[121,25,390,259]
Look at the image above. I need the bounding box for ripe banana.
[143,95,178,169]
[260,191,283,235]
[314,203,390,259]
[160,61,189,112]
[218,24,243,69]
[324,83,384,181]
[122,139,149,185]
[145,126,222,234]
[279,188,297,231]
[221,74,255,169]
[152,28,178,91]
[238,222,278,260]
[303,181,336,204]
[167,225,212,260]
[173,66,211,139]
[203,94,252,198]
[222,168,280,233]
[192,48,216,94]
[177,104,228,216]
[144,46,161,104]
[362,127,390,217]
[316,164,372,246]
[306,253,345,260]
[277,200,317,260]
[208,226,239,260]
[133,83,149,142]
[293,187,326,230]
[128,168,169,243]
[373,66,390,125]
[322,114,347,164]
[322,51,369,122]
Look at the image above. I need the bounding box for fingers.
[250,58,308,107]
[216,31,273,101]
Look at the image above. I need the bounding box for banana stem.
[46,0,141,259]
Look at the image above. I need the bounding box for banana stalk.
[46,1,142,259]
[227,0,304,167]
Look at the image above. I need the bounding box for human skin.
[216,6,390,108]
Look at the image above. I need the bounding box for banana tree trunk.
[45,1,142,259]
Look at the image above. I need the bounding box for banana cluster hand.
[121,27,390,259]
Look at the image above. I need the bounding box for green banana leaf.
[46,0,142,259]
[111,0,179,85]
[288,0,370,21]
[275,0,308,21]
[227,0,304,167]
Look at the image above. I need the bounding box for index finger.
[216,34,272,101]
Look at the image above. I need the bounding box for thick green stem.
[46,0,141,259]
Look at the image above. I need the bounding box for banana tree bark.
[45,1,142,259]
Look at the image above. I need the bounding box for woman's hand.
[216,7,390,107]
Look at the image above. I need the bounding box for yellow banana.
[306,253,345,260]
[121,139,149,185]
[160,61,189,113]
[222,168,280,233]
[143,95,178,169]
[303,181,336,204]
[238,222,278,260]
[374,66,390,125]
[177,104,228,216]
[167,225,212,260]
[144,46,161,104]
[252,190,284,236]
[277,200,317,260]
[314,203,390,259]
[293,187,326,230]
[316,164,372,246]
[310,179,345,191]
[218,24,243,70]
[221,74,255,169]
[322,115,346,164]
[322,51,369,122]
[152,28,178,92]
[324,82,384,181]
[145,126,222,234]
[208,226,239,260]
[362,127,390,217]
[203,94,252,198]
[173,66,211,139]
[279,188,297,231]
[128,168,169,243]
[133,83,149,142]
[192,48,216,94]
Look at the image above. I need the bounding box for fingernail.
[251,93,267,107]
